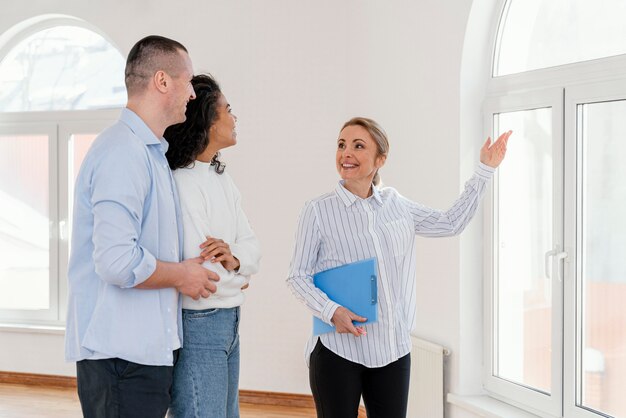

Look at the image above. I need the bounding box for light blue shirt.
[65,108,183,366]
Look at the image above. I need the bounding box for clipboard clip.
[370,275,377,304]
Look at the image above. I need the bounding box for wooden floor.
[0,383,317,418]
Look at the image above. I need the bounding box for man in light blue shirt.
[65,35,219,418]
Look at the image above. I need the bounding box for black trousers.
[309,339,411,418]
[76,354,177,418]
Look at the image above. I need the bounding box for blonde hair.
[341,117,389,186]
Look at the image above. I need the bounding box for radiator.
[407,335,450,418]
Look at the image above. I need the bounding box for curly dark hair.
[164,74,225,171]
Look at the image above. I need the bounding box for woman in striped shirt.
[287,117,511,418]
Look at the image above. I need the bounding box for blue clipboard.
[313,258,378,335]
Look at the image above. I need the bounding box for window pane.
[0,26,126,111]
[495,108,552,393]
[68,133,97,255]
[579,99,626,417]
[71,134,96,184]
[495,0,626,76]
[0,134,49,310]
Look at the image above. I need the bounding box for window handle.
[545,248,567,281]
[59,220,68,241]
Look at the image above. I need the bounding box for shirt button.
[167,308,171,313]
[167,328,171,333]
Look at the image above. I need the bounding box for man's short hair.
[125,35,188,96]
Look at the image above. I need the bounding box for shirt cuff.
[229,245,247,274]
[128,251,157,288]
[230,244,259,277]
[321,300,341,325]
[476,162,496,181]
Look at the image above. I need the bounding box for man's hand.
[178,257,220,299]
[199,236,240,271]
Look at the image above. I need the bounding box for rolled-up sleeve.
[90,144,157,288]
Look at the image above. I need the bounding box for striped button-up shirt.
[287,163,494,367]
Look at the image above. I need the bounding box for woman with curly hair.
[164,74,261,418]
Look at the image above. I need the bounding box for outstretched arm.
[404,130,512,237]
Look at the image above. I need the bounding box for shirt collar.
[119,108,163,147]
[371,185,383,205]
[335,180,383,207]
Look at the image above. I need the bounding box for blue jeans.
[168,307,241,418]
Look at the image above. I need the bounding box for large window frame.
[0,15,124,326]
[484,2,626,418]
[483,88,565,418]
[0,110,118,326]
[0,121,59,323]
[563,80,626,418]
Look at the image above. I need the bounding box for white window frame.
[0,121,59,324]
[0,15,124,326]
[0,110,119,326]
[483,88,565,418]
[484,3,626,417]
[563,79,626,418]
[0,14,122,74]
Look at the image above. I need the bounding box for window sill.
[0,323,65,335]
[448,394,542,418]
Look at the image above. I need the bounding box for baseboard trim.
[0,371,366,416]
[239,390,366,417]
[0,371,76,388]
[239,389,314,408]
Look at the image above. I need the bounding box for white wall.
[0,0,499,413]
[342,2,478,415]
[454,0,504,416]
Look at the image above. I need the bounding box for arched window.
[0,23,126,111]
[483,2,626,418]
[0,16,122,325]
[494,0,626,76]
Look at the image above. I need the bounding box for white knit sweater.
[173,160,261,309]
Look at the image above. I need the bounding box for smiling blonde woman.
[287,117,511,418]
